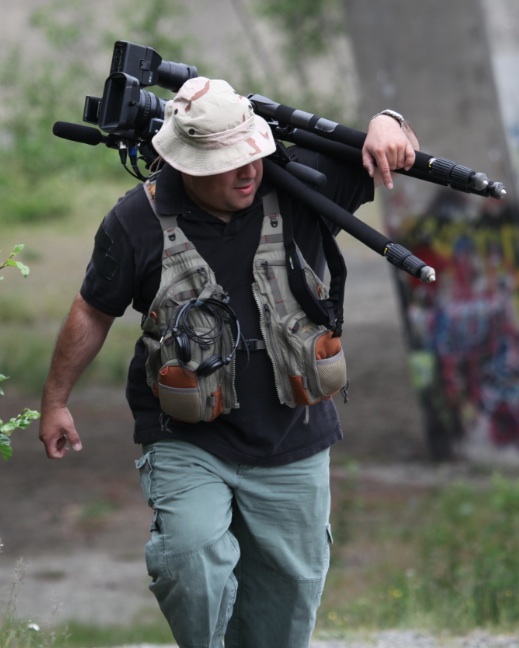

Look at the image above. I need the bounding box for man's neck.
[210,211,233,224]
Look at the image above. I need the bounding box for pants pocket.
[135,448,156,509]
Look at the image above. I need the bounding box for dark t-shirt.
[80,147,374,466]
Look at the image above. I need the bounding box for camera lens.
[137,90,166,128]
[99,73,166,137]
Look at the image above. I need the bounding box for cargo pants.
[135,440,332,648]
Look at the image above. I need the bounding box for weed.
[319,471,519,635]
[0,560,65,647]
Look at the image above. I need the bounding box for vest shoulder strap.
[276,191,347,336]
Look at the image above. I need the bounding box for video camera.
[53,40,198,178]
[84,40,198,140]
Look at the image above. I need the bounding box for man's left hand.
[362,114,418,190]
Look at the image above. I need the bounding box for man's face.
[181,160,264,221]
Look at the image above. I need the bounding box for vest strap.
[272,191,347,336]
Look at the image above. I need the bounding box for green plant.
[0,559,67,647]
[406,474,519,629]
[319,471,519,635]
[0,245,40,460]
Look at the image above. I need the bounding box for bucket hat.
[152,77,276,176]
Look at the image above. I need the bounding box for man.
[39,77,418,647]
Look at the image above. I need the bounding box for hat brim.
[152,114,276,177]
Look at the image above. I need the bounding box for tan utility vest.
[141,177,347,424]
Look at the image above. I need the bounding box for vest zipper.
[252,282,292,405]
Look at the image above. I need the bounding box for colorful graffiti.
[389,189,519,459]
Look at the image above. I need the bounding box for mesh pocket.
[288,331,347,405]
[316,348,347,396]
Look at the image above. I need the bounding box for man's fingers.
[376,158,394,189]
[39,409,83,459]
[43,434,69,459]
[45,433,83,459]
[362,151,376,178]
[403,144,416,171]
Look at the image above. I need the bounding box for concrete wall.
[345,0,519,463]
[345,0,513,198]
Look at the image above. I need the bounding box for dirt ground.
[0,378,431,630]
[0,249,445,631]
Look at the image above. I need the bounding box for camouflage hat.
[152,77,276,176]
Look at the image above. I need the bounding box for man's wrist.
[370,109,405,129]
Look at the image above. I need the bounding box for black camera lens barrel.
[111,40,198,91]
[157,60,198,92]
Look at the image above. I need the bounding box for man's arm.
[39,293,115,459]
[362,112,420,190]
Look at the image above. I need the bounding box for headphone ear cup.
[174,331,191,364]
[196,354,225,377]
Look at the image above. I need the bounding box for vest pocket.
[286,321,347,406]
[313,332,347,397]
[158,362,224,423]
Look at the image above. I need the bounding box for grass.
[317,467,519,638]
[0,613,173,648]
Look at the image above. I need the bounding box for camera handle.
[262,157,436,284]
[250,94,507,200]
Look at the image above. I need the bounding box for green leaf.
[16,408,41,428]
[0,409,40,437]
[0,374,8,397]
[0,434,13,461]
[3,258,30,277]
[13,260,30,277]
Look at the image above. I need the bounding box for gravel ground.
[108,631,519,648]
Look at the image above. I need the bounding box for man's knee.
[147,530,240,644]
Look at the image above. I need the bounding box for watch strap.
[370,109,405,128]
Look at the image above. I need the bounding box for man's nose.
[237,163,256,177]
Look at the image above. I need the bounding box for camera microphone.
[52,121,122,148]
[53,121,104,145]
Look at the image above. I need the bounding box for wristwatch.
[371,109,405,128]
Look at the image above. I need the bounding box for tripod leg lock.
[385,243,436,283]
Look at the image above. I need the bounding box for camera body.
[83,40,198,141]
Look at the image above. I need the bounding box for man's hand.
[362,114,418,189]
[39,405,83,459]
[39,293,115,459]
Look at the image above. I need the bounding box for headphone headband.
[172,298,241,376]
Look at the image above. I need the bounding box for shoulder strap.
[143,175,179,231]
[143,176,200,260]
[272,191,347,336]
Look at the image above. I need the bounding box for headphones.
[171,298,241,377]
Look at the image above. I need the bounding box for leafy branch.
[0,244,30,280]
[0,402,40,461]
[0,245,40,460]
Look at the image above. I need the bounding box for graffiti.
[393,189,519,459]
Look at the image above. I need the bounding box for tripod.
[250,93,507,284]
